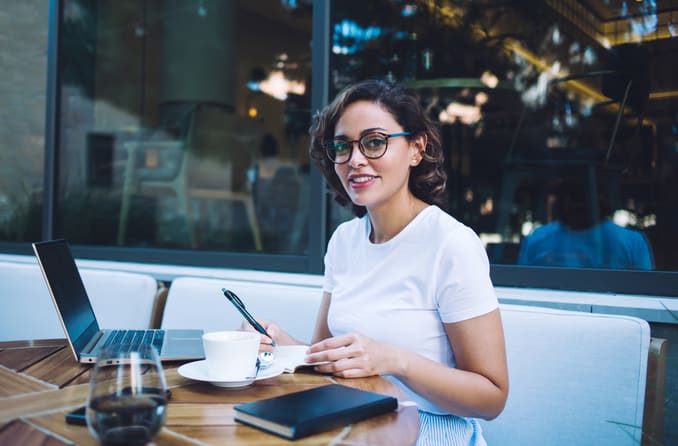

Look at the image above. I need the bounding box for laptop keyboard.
[103,329,165,352]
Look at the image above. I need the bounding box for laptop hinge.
[82,331,105,355]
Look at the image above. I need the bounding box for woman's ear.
[410,133,427,166]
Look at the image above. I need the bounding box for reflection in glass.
[516,177,653,270]
[0,3,46,243]
[329,0,677,272]
[56,0,312,254]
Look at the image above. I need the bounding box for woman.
[251,80,508,445]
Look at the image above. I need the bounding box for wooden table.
[0,339,419,445]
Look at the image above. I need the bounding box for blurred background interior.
[1,0,676,268]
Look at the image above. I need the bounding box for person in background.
[246,133,284,187]
[246,80,508,446]
[247,133,301,251]
[256,133,284,178]
[518,177,654,270]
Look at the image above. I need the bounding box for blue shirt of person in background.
[518,219,654,269]
[517,177,654,270]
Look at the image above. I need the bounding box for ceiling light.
[252,70,306,101]
[480,71,498,88]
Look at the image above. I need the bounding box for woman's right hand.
[240,318,280,352]
[240,318,304,350]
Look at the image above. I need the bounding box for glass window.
[0,2,48,244]
[329,1,678,276]
[56,0,312,254]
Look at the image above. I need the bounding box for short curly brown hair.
[309,79,447,217]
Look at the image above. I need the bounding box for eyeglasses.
[324,131,411,164]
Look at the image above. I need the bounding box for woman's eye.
[332,141,350,152]
[362,136,385,148]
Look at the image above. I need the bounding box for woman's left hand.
[305,333,397,378]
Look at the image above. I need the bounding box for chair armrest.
[642,337,667,446]
[150,283,170,329]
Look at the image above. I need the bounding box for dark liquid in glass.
[88,394,167,446]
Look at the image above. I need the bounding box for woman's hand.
[305,333,399,378]
[240,318,303,350]
[240,318,279,352]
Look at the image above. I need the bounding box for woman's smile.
[348,173,379,189]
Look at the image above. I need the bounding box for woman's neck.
[367,194,428,244]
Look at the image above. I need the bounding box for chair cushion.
[480,304,650,446]
[162,276,322,344]
[0,261,159,341]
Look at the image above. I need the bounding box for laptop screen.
[32,239,100,355]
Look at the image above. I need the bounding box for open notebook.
[273,345,328,373]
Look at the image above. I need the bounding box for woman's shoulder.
[419,206,488,253]
[330,214,368,241]
[422,206,471,234]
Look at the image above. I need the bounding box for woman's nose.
[348,142,367,167]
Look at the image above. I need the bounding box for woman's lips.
[349,174,377,189]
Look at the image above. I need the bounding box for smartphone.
[64,406,86,426]
[64,389,172,426]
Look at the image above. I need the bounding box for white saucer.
[177,360,284,388]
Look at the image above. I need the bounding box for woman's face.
[333,100,423,212]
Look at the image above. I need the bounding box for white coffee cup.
[202,331,260,380]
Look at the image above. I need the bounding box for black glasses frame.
[324,131,411,164]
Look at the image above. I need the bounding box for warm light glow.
[478,233,502,247]
[247,106,258,118]
[480,197,494,215]
[253,70,306,101]
[506,38,608,106]
[441,102,482,125]
[464,188,474,202]
[475,91,488,106]
[438,109,452,123]
[650,90,678,100]
[480,71,498,88]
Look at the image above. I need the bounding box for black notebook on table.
[233,383,398,440]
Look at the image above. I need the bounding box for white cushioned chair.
[161,276,323,344]
[0,261,161,341]
[480,304,650,446]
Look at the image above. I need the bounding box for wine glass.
[86,344,168,446]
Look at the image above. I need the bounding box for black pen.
[222,288,277,347]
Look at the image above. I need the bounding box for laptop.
[32,239,204,363]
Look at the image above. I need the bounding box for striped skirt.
[415,411,487,446]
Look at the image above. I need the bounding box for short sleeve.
[436,226,498,323]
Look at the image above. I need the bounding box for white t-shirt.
[324,205,498,413]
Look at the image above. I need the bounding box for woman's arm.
[311,292,332,344]
[400,309,508,419]
[306,308,509,420]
